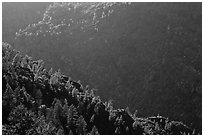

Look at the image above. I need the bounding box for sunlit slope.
[12,2,201,132]
[2,2,50,43]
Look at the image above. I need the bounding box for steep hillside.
[4,2,202,132]
[2,42,195,135]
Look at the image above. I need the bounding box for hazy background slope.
[2,2,202,131]
[2,2,51,43]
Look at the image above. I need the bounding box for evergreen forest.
[2,2,202,134]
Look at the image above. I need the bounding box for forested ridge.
[2,42,196,135]
[2,2,202,134]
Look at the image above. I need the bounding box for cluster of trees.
[2,42,195,135]
[3,2,202,132]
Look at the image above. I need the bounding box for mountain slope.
[2,42,195,135]
[4,2,202,132]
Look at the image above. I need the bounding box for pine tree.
[66,105,78,133]
[90,126,100,135]
[53,99,62,123]
[76,115,87,134]
[57,128,64,135]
